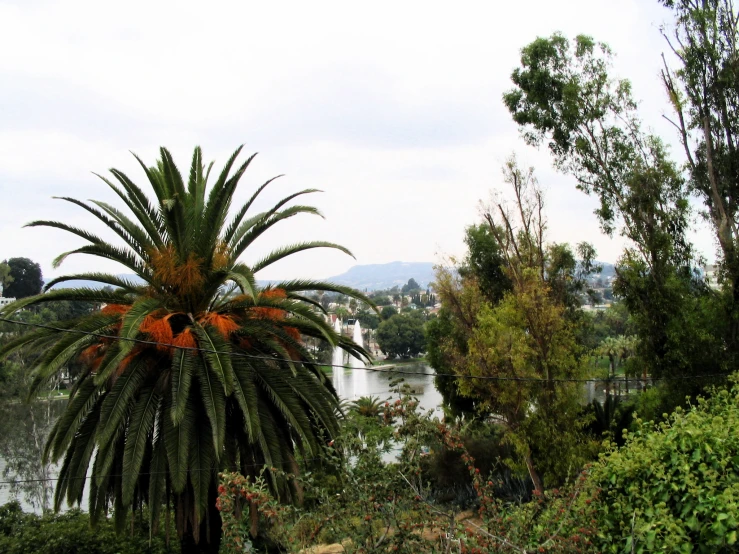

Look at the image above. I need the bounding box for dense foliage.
[2,258,43,299]
[580,379,739,552]
[216,384,600,553]
[0,502,177,554]
[212,375,739,553]
[660,0,739,363]
[428,159,598,491]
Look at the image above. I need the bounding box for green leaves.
[122,385,159,504]
[97,358,148,448]
[193,322,234,394]
[170,348,194,424]
[194,349,227,455]
[163,389,193,494]
[93,297,160,385]
[583,381,739,551]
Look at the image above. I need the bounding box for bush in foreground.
[583,380,739,552]
[0,502,177,554]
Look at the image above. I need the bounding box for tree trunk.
[179,485,223,554]
[524,453,544,494]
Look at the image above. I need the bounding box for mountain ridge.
[44,260,616,292]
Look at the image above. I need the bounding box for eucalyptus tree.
[0,146,372,553]
[660,0,739,357]
[503,33,721,383]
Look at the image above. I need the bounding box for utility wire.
[0,316,728,383]
[0,457,329,487]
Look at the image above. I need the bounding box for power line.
[0,316,729,383]
[0,456,328,487]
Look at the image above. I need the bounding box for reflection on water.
[0,367,442,514]
[335,364,648,413]
[331,362,443,417]
[0,399,65,512]
[332,362,444,462]
[584,378,648,404]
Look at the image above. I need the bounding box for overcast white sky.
[0,0,717,282]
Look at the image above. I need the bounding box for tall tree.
[3,258,43,299]
[660,0,739,357]
[432,160,594,492]
[503,33,721,383]
[0,146,372,553]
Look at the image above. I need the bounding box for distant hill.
[45,260,614,293]
[325,261,436,291]
[597,262,616,277]
[44,263,437,293]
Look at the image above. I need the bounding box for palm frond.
[122,385,159,504]
[188,413,215,526]
[193,322,235,395]
[274,279,378,311]
[170,348,195,424]
[194,355,227,455]
[251,241,353,274]
[47,196,151,258]
[93,297,161,384]
[97,357,149,447]
[44,272,144,292]
[61,401,101,507]
[148,423,168,539]
[98,169,165,245]
[231,204,323,260]
[163,390,193,493]
[52,243,149,279]
[0,287,131,317]
[45,377,99,463]
[231,357,261,443]
[221,175,282,245]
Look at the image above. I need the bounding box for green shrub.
[0,502,178,554]
[584,381,739,553]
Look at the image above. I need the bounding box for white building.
[704,264,721,291]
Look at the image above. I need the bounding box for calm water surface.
[0,364,445,512]
[2,366,633,512]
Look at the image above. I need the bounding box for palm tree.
[598,336,622,396]
[0,146,373,553]
[350,396,385,419]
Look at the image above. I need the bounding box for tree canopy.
[2,258,43,299]
[375,312,426,359]
[429,159,596,491]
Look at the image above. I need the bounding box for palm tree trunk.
[178,485,223,554]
